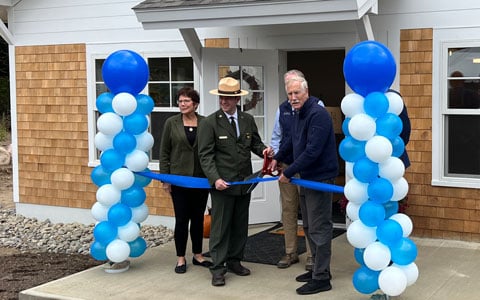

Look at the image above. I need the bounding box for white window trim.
[86,49,199,171]
[432,36,480,189]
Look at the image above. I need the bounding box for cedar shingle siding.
[15,44,173,217]
[400,29,480,242]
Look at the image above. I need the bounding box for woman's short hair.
[177,87,200,103]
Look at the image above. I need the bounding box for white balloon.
[125,150,149,172]
[112,92,137,116]
[341,93,365,118]
[118,221,140,242]
[379,266,408,296]
[135,132,154,152]
[96,184,121,207]
[391,177,409,201]
[111,168,135,190]
[97,112,123,135]
[131,203,149,223]
[344,178,369,204]
[345,162,354,179]
[392,262,419,286]
[346,219,377,249]
[106,239,131,263]
[379,157,405,181]
[390,213,413,237]
[348,113,376,141]
[365,136,393,163]
[94,132,114,151]
[346,201,361,221]
[91,201,109,222]
[385,91,404,115]
[364,241,391,271]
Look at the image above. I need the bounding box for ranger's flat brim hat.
[209,77,249,96]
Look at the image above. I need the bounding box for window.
[216,65,266,140]
[434,43,480,188]
[94,55,194,164]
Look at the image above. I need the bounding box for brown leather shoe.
[211,273,225,286]
[227,262,251,276]
[277,253,299,268]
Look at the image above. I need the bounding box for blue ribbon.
[135,171,344,194]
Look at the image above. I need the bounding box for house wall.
[7,1,480,240]
[398,29,480,242]
[15,43,173,218]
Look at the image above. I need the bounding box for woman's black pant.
[171,185,209,256]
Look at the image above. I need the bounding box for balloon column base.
[370,294,390,300]
[103,260,130,274]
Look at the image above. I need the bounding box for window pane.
[150,111,178,161]
[446,115,480,176]
[95,59,105,81]
[172,57,193,81]
[149,83,170,107]
[448,74,480,108]
[148,58,169,81]
[448,47,480,77]
[96,83,109,98]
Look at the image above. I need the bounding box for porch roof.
[133,0,378,30]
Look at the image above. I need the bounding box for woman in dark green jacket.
[160,87,212,274]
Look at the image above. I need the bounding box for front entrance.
[201,47,281,224]
[286,49,346,225]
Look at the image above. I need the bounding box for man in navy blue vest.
[271,76,338,295]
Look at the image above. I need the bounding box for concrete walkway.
[20,224,480,300]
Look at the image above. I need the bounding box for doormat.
[269,224,305,237]
[205,223,346,266]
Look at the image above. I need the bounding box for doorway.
[287,49,346,225]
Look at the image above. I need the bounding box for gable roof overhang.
[133,0,378,73]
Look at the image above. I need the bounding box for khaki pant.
[278,163,311,257]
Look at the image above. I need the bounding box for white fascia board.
[135,0,377,30]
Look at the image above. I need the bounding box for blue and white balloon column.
[339,41,419,297]
[90,50,155,262]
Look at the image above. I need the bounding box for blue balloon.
[113,132,137,154]
[342,117,351,136]
[90,240,108,261]
[100,149,125,171]
[135,94,155,115]
[367,177,394,204]
[354,247,365,266]
[91,165,112,187]
[102,50,149,95]
[359,201,386,227]
[121,185,147,207]
[108,203,132,226]
[339,136,366,162]
[129,237,147,258]
[390,136,406,158]
[377,219,403,246]
[364,92,389,118]
[134,169,152,187]
[390,237,418,265]
[353,157,379,183]
[96,92,114,114]
[352,266,380,294]
[383,201,399,218]
[123,113,149,135]
[93,221,118,245]
[376,113,403,139]
[343,40,396,96]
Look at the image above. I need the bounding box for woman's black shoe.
[175,263,187,274]
[192,257,213,268]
